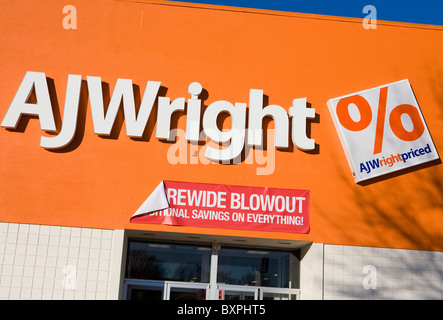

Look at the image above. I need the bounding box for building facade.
[1,0,443,300]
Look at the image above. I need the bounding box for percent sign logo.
[335,86,425,154]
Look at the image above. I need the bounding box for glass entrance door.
[125,279,165,300]
[259,287,300,300]
[217,285,299,300]
[124,279,209,300]
[124,280,300,300]
[166,281,209,300]
[218,285,259,300]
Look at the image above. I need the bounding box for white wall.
[3,222,443,300]
[300,242,324,300]
[323,244,443,299]
[0,223,124,300]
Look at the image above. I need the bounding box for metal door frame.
[123,279,210,300]
[217,284,259,300]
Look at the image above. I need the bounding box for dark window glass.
[217,248,298,288]
[125,242,211,282]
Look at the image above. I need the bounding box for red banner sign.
[130,181,310,234]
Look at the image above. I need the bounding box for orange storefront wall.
[1,0,443,251]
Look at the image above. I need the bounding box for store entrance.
[123,240,300,300]
[124,280,299,300]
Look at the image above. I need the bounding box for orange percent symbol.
[336,86,425,154]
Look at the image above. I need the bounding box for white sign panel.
[328,79,439,183]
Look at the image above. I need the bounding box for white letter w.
[87,76,160,137]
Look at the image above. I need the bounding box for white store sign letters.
[1,71,315,162]
[1,72,439,183]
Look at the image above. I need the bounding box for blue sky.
[171,0,443,26]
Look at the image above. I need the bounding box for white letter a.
[1,71,56,132]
